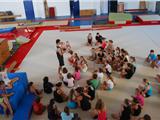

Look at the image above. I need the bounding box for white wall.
[118,0,140,9]
[0,0,158,20]
[79,0,101,15]
[118,0,157,11]
[100,0,108,14]
[47,0,70,16]
[0,0,26,19]
[147,1,157,12]
[33,0,45,18]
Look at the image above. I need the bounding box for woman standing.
[56,39,65,74]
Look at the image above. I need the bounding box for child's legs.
[10,77,19,84]
[111,113,120,119]
[58,66,62,74]
[151,61,156,68]
[0,102,7,112]
[131,115,139,120]
[100,84,105,90]
[120,69,126,77]
[7,77,19,88]
[3,97,13,114]
[145,57,150,62]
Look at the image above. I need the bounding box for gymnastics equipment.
[0,72,36,120]
[109,13,132,24]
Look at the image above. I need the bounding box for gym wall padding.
[23,0,35,20]
[70,0,80,18]
[108,0,118,13]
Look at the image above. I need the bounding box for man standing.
[56,39,65,74]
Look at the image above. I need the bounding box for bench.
[80,9,96,16]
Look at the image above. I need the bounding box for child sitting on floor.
[68,50,75,65]
[28,82,43,97]
[87,33,93,46]
[73,53,80,67]
[95,33,103,45]
[96,68,104,83]
[0,68,19,87]
[146,49,157,67]
[88,48,97,61]
[33,97,46,115]
[0,81,14,115]
[54,82,68,103]
[115,47,121,56]
[66,73,75,88]
[60,67,68,83]
[73,66,81,80]
[61,106,74,120]
[43,76,54,94]
[87,74,100,89]
[85,81,95,100]
[105,61,112,78]
[78,56,88,72]
[139,79,153,98]
[97,49,105,64]
[101,39,107,49]
[106,40,114,53]
[112,56,121,71]
[47,99,61,120]
[66,41,71,52]
[100,76,115,90]
[67,89,77,109]
[120,62,129,78]
[155,74,160,83]
[153,54,160,68]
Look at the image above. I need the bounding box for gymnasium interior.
[0,0,160,120]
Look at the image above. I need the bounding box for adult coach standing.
[56,39,65,74]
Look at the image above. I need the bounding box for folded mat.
[0,27,16,33]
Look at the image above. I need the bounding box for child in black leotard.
[56,39,65,74]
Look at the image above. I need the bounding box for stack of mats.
[0,27,16,34]
[109,13,132,24]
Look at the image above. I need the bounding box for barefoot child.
[73,66,81,80]
[87,33,93,46]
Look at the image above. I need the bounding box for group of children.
[68,51,88,73]
[87,32,136,80]
[112,78,152,120]
[0,32,157,120]
[50,32,154,120]
[52,81,107,120]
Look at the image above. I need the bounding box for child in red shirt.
[101,39,107,49]
[33,97,46,115]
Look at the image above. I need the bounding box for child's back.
[43,77,54,94]
[74,70,81,80]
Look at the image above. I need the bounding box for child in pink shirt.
[132,88,144,107]
[73,66,81,80]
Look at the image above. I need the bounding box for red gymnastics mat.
[136,14,160,24]
[4,26,58,71]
